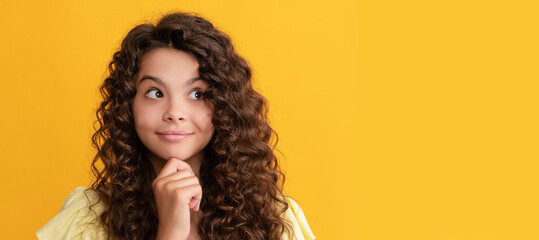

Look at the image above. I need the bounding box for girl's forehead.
[135,49,201,85]
[140,48,199,68]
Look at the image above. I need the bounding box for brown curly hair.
[89,11,294,239]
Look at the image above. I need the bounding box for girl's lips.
[157,133,193,142]
[158,130,192,135]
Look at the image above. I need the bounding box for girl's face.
[132,48,214,163]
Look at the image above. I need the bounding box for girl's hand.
[152,157,202,240]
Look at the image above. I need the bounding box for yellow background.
[1,0,537,239]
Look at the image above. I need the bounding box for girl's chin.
[165,156,189,161]
[158,152,195,162]
[157,154,189,161]
[147,147,203,163]
[147,150,190,162]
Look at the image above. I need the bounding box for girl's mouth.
[157,133,193,142]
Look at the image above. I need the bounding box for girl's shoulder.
[281,196,316,240]
[36,187,107,240]
[36,188,315,239]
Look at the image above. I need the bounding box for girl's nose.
[163,101,186,122]
[164,113,184,122]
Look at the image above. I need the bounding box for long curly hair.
[88,12,293,240]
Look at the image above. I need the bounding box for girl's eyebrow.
[138,75,203,87]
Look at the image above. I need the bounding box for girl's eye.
[188,89,204,100]
[146,89,163,99]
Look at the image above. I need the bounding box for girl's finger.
[178,184,203,209]
[185,184,203,203]
[189,199,201,212]
[154,158,194,184]
[154,169,193,185]
[161,176,200,192]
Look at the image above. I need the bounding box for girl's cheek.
[133,101,159,127]
[194,107,213,127]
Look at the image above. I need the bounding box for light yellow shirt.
[36,187,315,240]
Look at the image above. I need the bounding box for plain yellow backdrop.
[0,0,537,239]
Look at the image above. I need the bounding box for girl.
[36,12,315,240]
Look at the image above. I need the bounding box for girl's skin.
[131,47,215,239]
